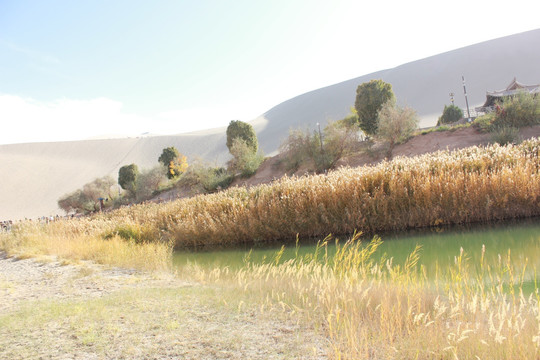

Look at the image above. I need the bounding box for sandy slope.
[1,29,540,220]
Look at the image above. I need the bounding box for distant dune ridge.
[1,28,539,220]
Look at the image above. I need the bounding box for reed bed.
[0,219,172,271]
[193,234,540,359]
[96,138,540,248]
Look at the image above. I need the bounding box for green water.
[173,218,540,278]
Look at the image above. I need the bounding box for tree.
[135,166,168,201]
[58,189,85,214]
[376,102,418,159]
[118,164,139,195]
[158,147,188,179]
[354,80,395,136]
[279,119,360,173]
[437,104,463,125]
[158,147,179,167]
[322,120,362,169]
[58,176,116,214]
[226,120,258,154]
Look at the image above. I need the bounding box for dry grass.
[194,233,540,359]
[86,138,540,248]
[0,219,172,271]
[0,285,326,359]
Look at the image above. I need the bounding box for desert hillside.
[1,29,540,220]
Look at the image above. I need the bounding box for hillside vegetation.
[24,137,538,250]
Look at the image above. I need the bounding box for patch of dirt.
[0,252,182,313]
[0,253,328,359]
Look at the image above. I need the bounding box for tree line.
[60,78,496,216]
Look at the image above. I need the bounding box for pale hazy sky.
[1,0,539,144]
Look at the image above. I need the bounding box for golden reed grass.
[196,234,540,359]
[0,219,171,271]
[93,138,540,248]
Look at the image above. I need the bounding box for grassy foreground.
[197,234,540,359]
[3,226,540,359]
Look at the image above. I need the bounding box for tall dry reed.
[95,138,540,248]
[0,219,171,271]
[194,234,540,359]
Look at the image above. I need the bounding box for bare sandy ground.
[0,253,327,359]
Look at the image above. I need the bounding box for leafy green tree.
[437,104,463,125]
[377,102,418,159]
[226,120,258,154]
[158,147,180,167]
[158,147,188,179]
[354,80,395,136]
[118,164,139,195]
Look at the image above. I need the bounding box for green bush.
[472,113,496,132]
[491,125,520,145]
[228,138,264,177]
[437,104,463,126]
[491,91,540,129]
[179,163,233,194]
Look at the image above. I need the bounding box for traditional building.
[476,77,540,113]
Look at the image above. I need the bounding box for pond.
[173,218,540,282]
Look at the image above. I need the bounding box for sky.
[1,0,539,145]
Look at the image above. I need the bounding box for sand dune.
[1,29,539,220]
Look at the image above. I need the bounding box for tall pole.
[462,76,471,120]
[316,123,323,153]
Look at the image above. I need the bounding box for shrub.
[491,125,520,145]
[228,138,264,177]
[280,120,361,173]
[437,104,463,125]
[58,176,117,214]
[491,91,540,129]
[376,102,418,158]
[321,120,362,168]
[279,129,317,172]
[179,162,233,194]
[135,166,168,201]
[472,113,495,132]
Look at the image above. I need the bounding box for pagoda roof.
[482,77,540,107]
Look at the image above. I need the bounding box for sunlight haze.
[1,0,538,144]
